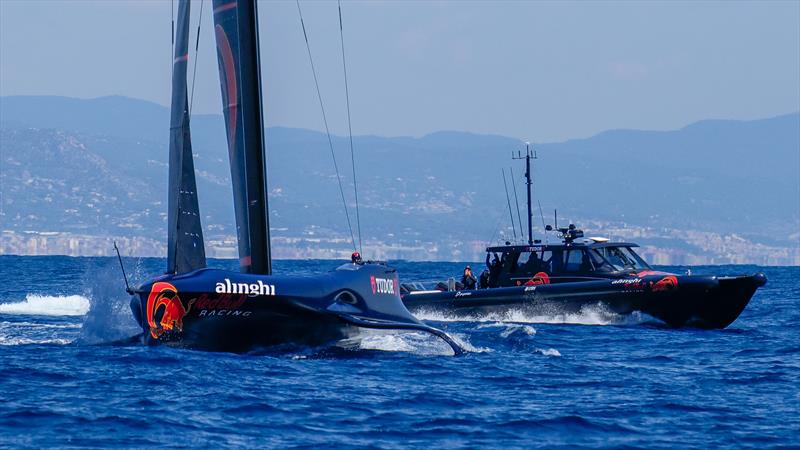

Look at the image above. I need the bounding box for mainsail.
[166,0,206,274]
[212,0,272,275]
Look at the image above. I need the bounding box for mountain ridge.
[1,95,798,264]
[4,94,796,144]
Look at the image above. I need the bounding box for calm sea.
[0,255,797,448]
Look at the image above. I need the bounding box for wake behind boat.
[126,0,462,354]
[401,147,766,329]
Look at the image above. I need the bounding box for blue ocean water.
[0,255,797,448]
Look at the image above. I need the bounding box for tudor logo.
[370,276,395,295]
[215,278,276,297]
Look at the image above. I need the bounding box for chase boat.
[401,148,766,329]
[125,0,462,354]
[402,225,766,328]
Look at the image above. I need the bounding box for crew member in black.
[479,269,490,289]
[485,252,500,270]
[521,251,541,273]
[351,251,363,264]
[461,265,477,290]
[486,252,502,288]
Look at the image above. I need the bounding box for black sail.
[212,0,272,275]
[167,0,206,274]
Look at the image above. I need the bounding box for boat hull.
[131,263,437,353]
[133,290,359,352]
[402,273,767,329]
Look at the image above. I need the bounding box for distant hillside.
[1,95,798,264]
[536,113,800,238]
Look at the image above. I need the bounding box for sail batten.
[212,0,272,275]
[167,0,206,275]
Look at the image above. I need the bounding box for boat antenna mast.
[512,142,537,245]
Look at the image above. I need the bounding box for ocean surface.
[0,255,797,448]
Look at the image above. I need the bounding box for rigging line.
[296,0,357,252]
[486,205,508,248]
[537,198,548,245]
[510,166,524,240]
[189,0,204,116]
[338,0,362,256]
[168,0,177,273]
[531,160,548,244]
[501,169,517,240]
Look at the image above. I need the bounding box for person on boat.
[521,252,541,273]
[486,252,502,288]
[479,269,490,289]
[461,265,477,290]
[351,251,363,265]
[486,252,501,270]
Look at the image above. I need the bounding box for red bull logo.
[652,275,679,292]
[146,282,195,339]
[525,272,550,286]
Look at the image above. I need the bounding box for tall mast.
[167,0,206,274]
[212,0,272,274]
[513,143,536,245]
[526,144,533,245]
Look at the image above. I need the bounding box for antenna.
[512,142,537,245]
[113,241,134,295]
[501,169,518,241]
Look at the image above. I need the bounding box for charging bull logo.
[525,272,550,286]
[146,282,195,339]
[652,275,679,293]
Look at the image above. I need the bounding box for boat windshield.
[592,246,650,271]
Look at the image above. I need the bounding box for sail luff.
[167,0,206,274]
[212,0,271,275]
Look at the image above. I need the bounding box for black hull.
[140,300,359,353]
[402,273,766,329]
[131,264,464,354]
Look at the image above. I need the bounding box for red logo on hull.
[652,275,679,292]
[525,272,550,286]
[146,282,194,339]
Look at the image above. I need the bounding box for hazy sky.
[1,0,798,141]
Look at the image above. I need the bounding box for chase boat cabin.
[482,225,652,288]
